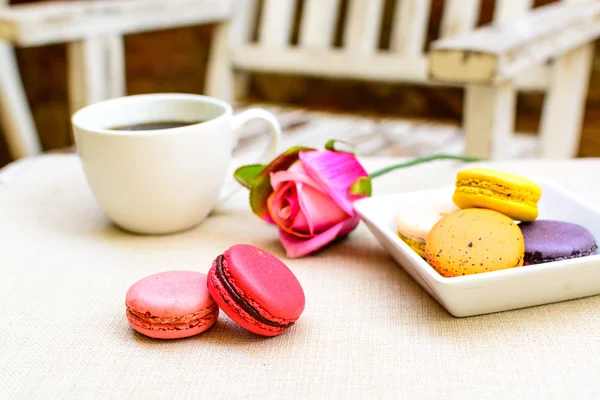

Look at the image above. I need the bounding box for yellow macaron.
[452,168,542,222]
[425,208,525,277]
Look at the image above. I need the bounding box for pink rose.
[234,146,370,258]
[266,150,369,257]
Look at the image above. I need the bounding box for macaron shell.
[519,220,598,264]
[224,244,305,320]
[395,202,459,242]
[455,168,542,198]
[207,270,284,337]
[426,209,524,277]
[128,324,214,340]
[126,271,214,317]
[453,190,538,222]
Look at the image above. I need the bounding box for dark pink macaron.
[207,244,305,337]
[126,271,219,339]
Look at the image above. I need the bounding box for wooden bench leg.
[463,82,516,159]
[206,22,234,102]
[105,35,126,99]
[67,38,108,115]
[0,41,41,159]
[539,43,594,159]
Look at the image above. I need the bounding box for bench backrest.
[228,0,548,92]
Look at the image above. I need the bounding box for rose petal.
[291,210,310,233]
[338,214,360,236]
[278,220,347,258]
[296,182,348,234]
[267,184,312,239]
[299,150,369,216]
[270,162,325,193]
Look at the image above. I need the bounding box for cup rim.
[71,93,233,136]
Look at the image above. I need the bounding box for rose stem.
[369,154,483,179]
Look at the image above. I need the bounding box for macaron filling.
[455,183,538,206]
[126,304,218,331]
[397,232,426,257]
[214,255,294,328]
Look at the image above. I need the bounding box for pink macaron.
[125,271,219,339]
[207,244,305,337]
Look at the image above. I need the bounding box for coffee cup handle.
[218,108,283,202]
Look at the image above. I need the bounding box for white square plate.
[354,180,600,317]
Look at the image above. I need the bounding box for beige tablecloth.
[2,155,600,399]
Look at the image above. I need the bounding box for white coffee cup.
[71,93,282,235]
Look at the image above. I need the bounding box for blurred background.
[2,0,599,168]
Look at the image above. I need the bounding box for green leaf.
[324,139,355,154]
[248,146,316,218]
[350,177,372,197]
[234,164,266,189]
[249,175,273,219]
[269,146,316,170]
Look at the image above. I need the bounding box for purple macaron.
[519,220,597,265]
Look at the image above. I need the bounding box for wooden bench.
[204,0,598,159]
[0,0,598,161]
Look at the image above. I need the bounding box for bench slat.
[344,0,384,54]
[258,0,296,48]
[390,0,431,56]
[0,0,234,47]
[440,0,480,38]
[299,0,340,49]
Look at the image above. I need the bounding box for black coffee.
[110,120,205,131]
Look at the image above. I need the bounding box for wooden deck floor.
[231,103,537,167]
[0,100,598,169]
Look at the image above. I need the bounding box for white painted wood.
[515,68,549,91]
[440,0,480,38]
[0,41,41,158]
[232,46,549,89]
[258,0,296,47]
[539,43,594,158]
[494,0,534,23]
[390,0,431,56]
[230,0,258,47]
[299,0,340,49]
[105,35,126,99]
[491,1,537,89]
[228,0,258,101]
[234,46,428,82]
[464,82,516,159]
[67,38,107,115]
[0,0,234,47]
[206,22,234,102]
[492,0,537,87]
[343,0,384,54]
[429,1,600,84]
[461,0,533,161]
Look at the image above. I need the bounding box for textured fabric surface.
[1,155,600,399]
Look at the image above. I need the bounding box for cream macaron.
[395,202,459,258]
